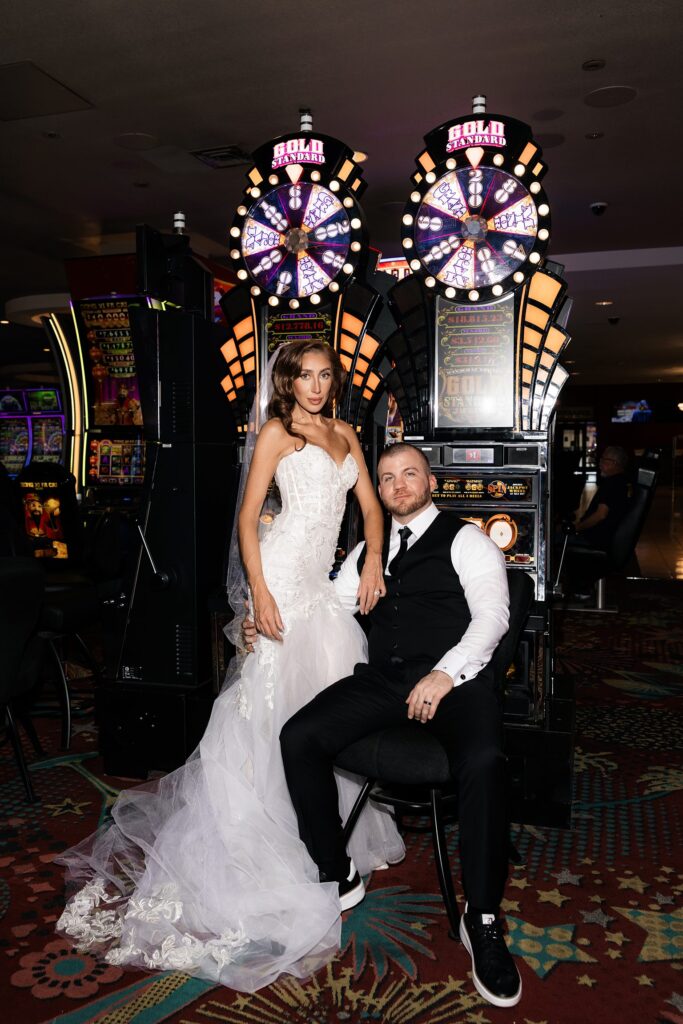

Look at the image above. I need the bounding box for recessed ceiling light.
[595,299,613,307]
[585,131,604,141]
[0,319,9,325]
[582,58,606,71]
[584,86,637,108]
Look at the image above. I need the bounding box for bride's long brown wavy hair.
[267,341,346,444]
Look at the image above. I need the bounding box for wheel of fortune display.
[228,128,368,309]
[402,105,552,304]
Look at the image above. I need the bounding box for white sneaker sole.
[339,877,365,912]
[459,915,522,1008]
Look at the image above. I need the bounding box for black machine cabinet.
[113,307,236,691]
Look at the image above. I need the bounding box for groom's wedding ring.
[423,699,432,705]
[373,589,381,595]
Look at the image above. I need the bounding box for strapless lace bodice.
[259,444,358,604]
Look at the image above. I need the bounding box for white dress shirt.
[334,502,510,687]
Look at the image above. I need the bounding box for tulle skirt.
[56,597,404,991]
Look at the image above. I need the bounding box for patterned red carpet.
[1,578,682,1024]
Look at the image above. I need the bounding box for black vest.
[359,511,471,682]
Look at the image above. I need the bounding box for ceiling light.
[585,131,604,140]
[595,299,613,306]
[582,58,606,71]
[584,86,637,108]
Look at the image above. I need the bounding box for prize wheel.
[229,133,368,310]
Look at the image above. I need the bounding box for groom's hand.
[406,670,453,723]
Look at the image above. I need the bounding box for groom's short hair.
[377,442,431,475]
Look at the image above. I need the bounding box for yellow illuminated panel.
[360,335,378,359]
[340,333,357,355]
[528,272,562,309]
[532,162,544,176]
[221,338,238,363]
[339,352,352,370]
[341,312,364,337]
[238,338,254,357]
[234,317,253,341]
[525,304,550,330]
[418,151,436,172]
[545,326,567,354]
[248,167,263,185]
[523,325,543,350]
[242,356,255,375]
[338,159,354,181]
[518,142,537,166]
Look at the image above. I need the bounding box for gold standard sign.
[435,294,515,428]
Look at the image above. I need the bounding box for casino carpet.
[1,578,682,1024]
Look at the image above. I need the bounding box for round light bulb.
[342,262,353,275]
[529,251,541,264]
[446,158,456,170]
[402,213,413,225]
[237,269,248,280]
[538,203,549,216]
[445,287,456,299]
[268,295,279,306]
[425,171,436,184]
[329,281,340,292]
[410,190,421,203]
[514,163,525,176]
[410,259,421,271]
[289,298,300,309]
[251,187,261,198]
[350,217,361,229]
[530,181,541,194]
[343,196,353,208]
[311,170,321,182]
[493,154,504,167]
[513,271,524,284]
[237,204,247,216]
[402,237,413,249]
[351,240,361,251]
[329,180,340,192]
[268,174,278,185]
[310,293,321,305]
[230,226,240,237]
[538,228,549,241]
[250,286,261,297]
[230,249,240,259]
[468,289,479,301]
[492,284,503,296]
[425,276,436,288]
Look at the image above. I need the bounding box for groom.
[276,442,521,1008]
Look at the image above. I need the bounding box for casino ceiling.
[0,0,681,384]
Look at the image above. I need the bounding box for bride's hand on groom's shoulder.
[357,551,386,615]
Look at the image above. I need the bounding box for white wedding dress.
[57,443,404,991]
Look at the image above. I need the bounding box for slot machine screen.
[26,389,61,414]
[435,294,515,429]
[0,417,30,477]
[87,437,146,487]
[0,390,26,415]
[265,310,332,354]
[31,416,65,463]
[76,298,144,427]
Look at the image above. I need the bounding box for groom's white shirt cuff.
[334,504,509,687]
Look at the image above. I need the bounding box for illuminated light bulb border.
[400,137,552,304]
[227,148,369,308]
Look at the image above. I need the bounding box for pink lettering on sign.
[272,138,326,169]
[446,120,506,153]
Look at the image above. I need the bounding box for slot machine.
[218,114,393,553]
[357,99,573,827]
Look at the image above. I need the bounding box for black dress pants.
[280,661,509,912]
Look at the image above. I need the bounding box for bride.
[56,340,404,991]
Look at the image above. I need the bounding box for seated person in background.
[572,446,629,549]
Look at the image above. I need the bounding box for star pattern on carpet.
[505,916,596,978]
[581,908,614,927]
[500,898,520,914]
[667,992,683,1012]
[577,974,597,987]
[654,892,675,906]
[606,948,623,960]
[43,797,91,817]
[615,907,683,963]
[617,874,649,894]
[509,876,531,890]
[537,888,571,907]
[553,869,583,886]
[636,974,655,986]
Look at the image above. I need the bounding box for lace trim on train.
[57,877,249,971]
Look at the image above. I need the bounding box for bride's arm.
[238,420,289,641]
[341,423,386,614]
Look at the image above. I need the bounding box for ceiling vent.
[191,146,252,169]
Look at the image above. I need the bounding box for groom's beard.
[382,483,432,519]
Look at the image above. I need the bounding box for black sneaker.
[338,858,365,912]
[459,909,522,1008]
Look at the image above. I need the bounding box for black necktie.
[387,526,412,576]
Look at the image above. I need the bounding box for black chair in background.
[0,557,45,802]
[555,464,658,611]
[335,570,535,938]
